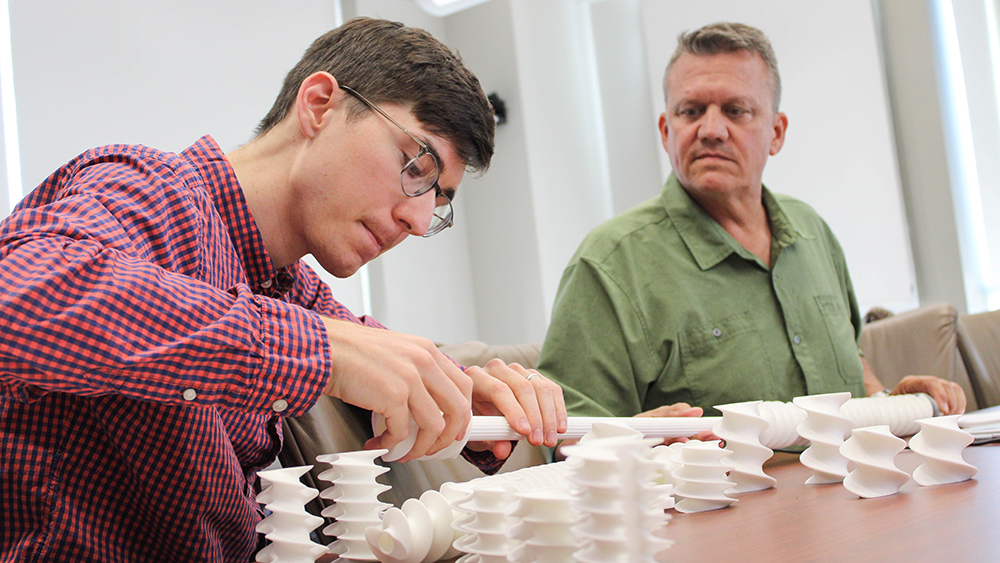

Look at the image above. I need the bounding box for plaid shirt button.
[260,279,273,288]
[182,388,198,401]
[271,399,288,413]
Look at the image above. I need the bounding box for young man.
[537,22,964,423]
[0,17,565,562]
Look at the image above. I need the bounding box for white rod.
[465,416,721,441]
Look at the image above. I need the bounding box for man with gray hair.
[537,22,965,426]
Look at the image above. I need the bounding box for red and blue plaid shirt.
[0,136,499,562]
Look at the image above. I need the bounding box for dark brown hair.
[256,17,495,172]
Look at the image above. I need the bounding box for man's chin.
[685,177,742,194]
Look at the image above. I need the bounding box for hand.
[320,317,473,462]
[636,402,716,443]
[890,375,967,415]
[463,359,567,459]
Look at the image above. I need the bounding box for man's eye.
[403,160,424,179]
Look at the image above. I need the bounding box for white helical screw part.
[840,425,910,498]
[841,393,936,436]
[794,392,854,485]
[713,400,776,493]
[909,414,978,486]
[670,441,737,513]
[364,497,435,563]
[317,449,392,561]
[255,465,328,563]
[757,401,809,449]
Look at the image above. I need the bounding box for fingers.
[636,402,702,418]
[516,364,568,446]
[892,375,968,416]
[415,353,473,459]
[320,317,473,461]
[936,379,966,415]
[469,359,567,448]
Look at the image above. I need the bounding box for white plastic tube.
[376,414,720,461]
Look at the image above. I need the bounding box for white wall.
[10,0,338,188]
[3,0,990,348]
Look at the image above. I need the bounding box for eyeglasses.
[340,85,454,237]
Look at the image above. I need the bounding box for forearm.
[0,237,328,414]
[861,356,885,396]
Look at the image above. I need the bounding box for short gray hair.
[663,22,781,113]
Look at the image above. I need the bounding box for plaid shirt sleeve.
[0,150,327,417]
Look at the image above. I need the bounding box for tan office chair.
[278,341,547,536]
[957,309,1000,408]
[859,303,979,411]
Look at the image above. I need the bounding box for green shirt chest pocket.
[676,310,782,411]
[813,294,864,388]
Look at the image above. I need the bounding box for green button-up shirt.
[538,174,866,417]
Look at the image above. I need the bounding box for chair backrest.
[278,341,547,525]
[859,303,979,411]
[957,309,1000,408]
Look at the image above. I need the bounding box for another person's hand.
[890,375,967,415]
[464,359,568,460]
[320,317,473,462]
[636,402,715,443]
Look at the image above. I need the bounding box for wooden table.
[663,445,1000,562]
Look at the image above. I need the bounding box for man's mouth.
[363,223,385,256]
[694,152,732,162]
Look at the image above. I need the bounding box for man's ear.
[770,111,788,156]
[295,71,341,140]
[658,112,670,153]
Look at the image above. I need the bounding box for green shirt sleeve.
[538,256,659,417]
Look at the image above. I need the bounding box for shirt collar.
[181,135,295,297]
[661,172,810,271]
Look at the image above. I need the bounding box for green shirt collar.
[661,173,813,271]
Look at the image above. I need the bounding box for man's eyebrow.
[441,186,456,201]
[421,138,445,174]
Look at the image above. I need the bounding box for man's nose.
[697,106,729,141]
[394,189,437,236]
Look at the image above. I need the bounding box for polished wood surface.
[664,445,1000,562]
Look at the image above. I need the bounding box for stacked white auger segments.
[563,434,673,563]
[506,488,579,563]
[909,414,978,486]
[255,466,328,563]
[450,487,511,563]
[793,392,855,484]
[351,391,957,563]
[669,440,737,513]
[317,449,392,561]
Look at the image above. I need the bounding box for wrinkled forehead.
[664,51,777,111]
[665,52,773,104]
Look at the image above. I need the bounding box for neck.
[226,126,301,269]
[686,184,773,266]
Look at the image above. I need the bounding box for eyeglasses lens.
[401,151,440,197]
